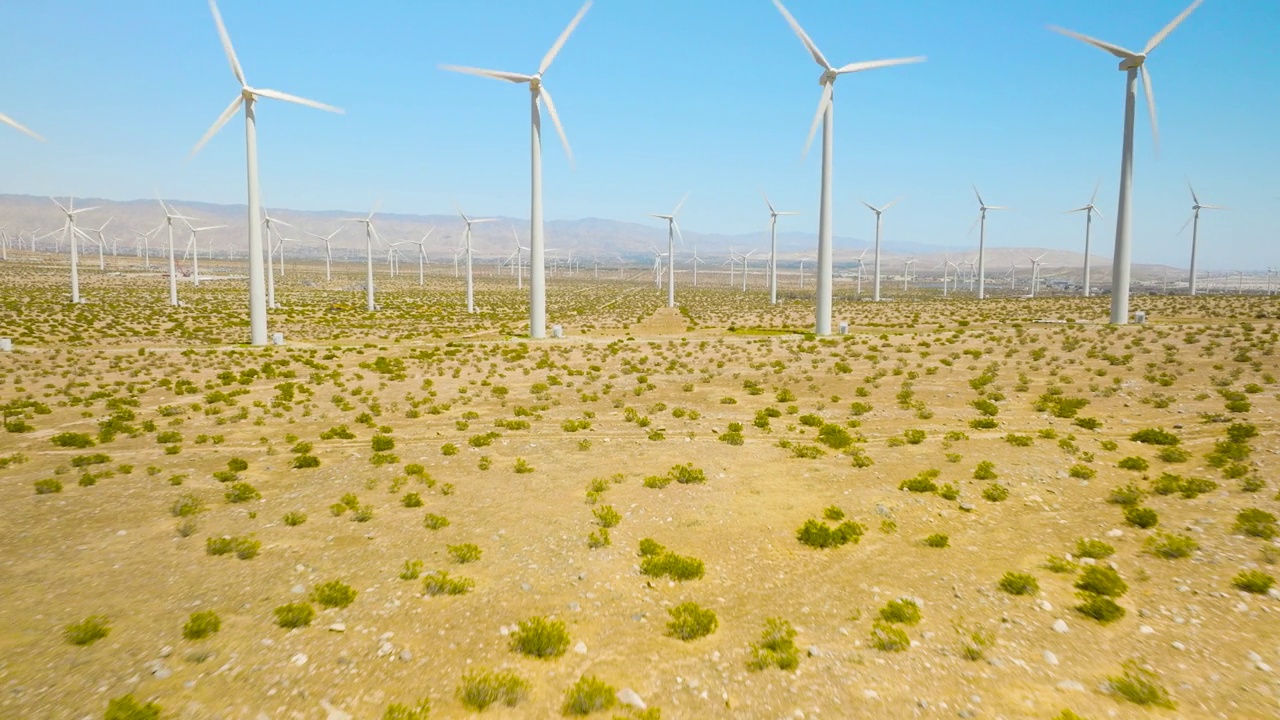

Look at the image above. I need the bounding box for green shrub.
[224,482,260,503]
[381,699,431,720]
[70,453,110,468]
[351,504,375,522]
[795,518,864,549]
[899,469,939,493]
[1004,433,1034,447]
[903,428,926,445]
[969,417,998,430]
[973,461,997,480]
[292,454,320,469]
[311,580,358,608]
[869,622,910,652]
[34,478,63,494]
[667,602,718,641]
[1106,483,1144,506]
[233,537,261,560]
[1075,593,1125,623]
[404,463,426,476]
[981,483,1009,502]
[923,533,949,548]
[52,432,95,448]
[182,610,221,640]
[457,668,528,711]
[400,492,424,508]
[593,505,622,528]
[878,598,922,625]
[1117,456,1149,472]
[640,550,705,580]
[998,572,1038,595]
[1075,538,1115,559]
[64,615,111,645]
[638,538,665,557]
[171,493,204,517]
[1236,508,1278,539]
[448,543,482,564]
[273,603,315,629]
[1074,416,1101,430]
[561,675,616,716]
[422,571,474,596]
[748,617,800,670]
[1075,566,1127,597]
[206,537,234,556]
[937,483,960,500]
[1130,428,1180,446]
[441,443,459,456]
[1068,464,1096,480]
[1157,447,1191,463]
[104,694,162,720]
[282,511,307,526]
[1107,661,1175,708]
[1044,555,1077,573]
[1232,570,1275,594]
[510,616,570,659]
[227,457,249,472]
[1123,506,1159,529]
[371,434,395,452]
[399,560,423,580]
[823,505,845,521]
[1145,533,1198,559]
[423,513,450,530]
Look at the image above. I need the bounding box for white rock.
[1043,651,1059,666]
[862,690,878,699]
[1056,680,1085,692]
[319,700,352,720]
[1171,641,1186,651]
[573,641,588,654]
[1106,529,1123,538]
[1035,599,1053,612]
[1052,619,1069,633]
[616,688,646,710]
[290,653,308,666]
[328,623,346,633]
[1139,625,1155,635]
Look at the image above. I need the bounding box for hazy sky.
[4,1,1278,269]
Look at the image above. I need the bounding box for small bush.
[34,478,63,494]
[382,699,431,720]
[224,482,260,503]
[593,505,622,528]
[1232,570,1275,594]
[292,454,320,469]
[510,616,570,659]
[1075,538,1115,559]
[1117,456,1149,472]
[1044,555,1077,573]
[52,432,95,448]
[64,615,111,646]
[401,492,423,508]
[973,461,997,480]
[667,602,718,641]
[449,543,482,564]
[206,536,234,556]
[1075,566,1127,597]
[282,510,307,526]
[869,622,910,652]
[981,483,1009,502]
[457,668,528,711]
[171,493,205,517]
[969,417,998,430]
[640,550,705,580]
[423,513,450,530]
[998,572,1038,595]
[1235,508,1278,539]
[422,570,474,596]
[182,610,221,640]
[1130,428,1180,446]
[1107,661,1175,708]
[273,603,315,629]
[878,598,922,625]
[561,675,616,716]
[104,695,161,720]
[1145,532,1198,559]
[1076,593,1125,623]
[1068,464,1096,480]
[233,537,261,559]
[371,434,395,452]
[1106,483,1143,506]
[1123,506,1159,529]
[795,518,864,549]
[1004,433,1034,447]
[748,617,800,670]
[311,580,358,608]
[638,538,665,557]
[1157,446,1191,463]
[923,533,949,548]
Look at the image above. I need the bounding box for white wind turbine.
[184,221,226,287]
[191,0,344,345]
[1066,182,1103,297]
[853,248,868,296]
[441,1,591,338]
[155,201,195,307]
[798,256,814,289]
[902,258,916,292]
[1182,181,1224,297]
[50,198,98,304]
[649,194,688,307]
[1050,0,1203,324]
[970,186,1008,300]
[773,0,924,334]
[651,248,668,289]
[860,198,900,302]
[687,245,706,287]
[457,207,495,314]
[509,226,529,290]
[303,227,342,282]
[740,250,757,292]
[82,217,113,272]
[1,111,44,142]
[261,211,292,309]
[344,204,381,312]
[409,229,435,287]
[1026,253,1047,298]
[762,193,798,305]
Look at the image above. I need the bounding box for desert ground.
[1,257,1278,720]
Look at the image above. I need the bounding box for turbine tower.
[773,0,924,335]
[649,194,687,308]
[1182,182,1224,297]
[441,1,591,339]
[1066,182,1103,297]
[763,193,798,305]
[971,186,1007,300]
[1050,0,1204,323]
[191,0,344,345]
[457,207,495,314]
[157,201,194,307]
[50,198,98,304]
[1026,253,1046,298]
[303,227,342,282]
[509,227,529,290]
[860,199,899,302]
[184,221,226,288]
[344,204,381,312]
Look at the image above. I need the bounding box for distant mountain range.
[0,193,1184,281]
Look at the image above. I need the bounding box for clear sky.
[4,1,1278,269]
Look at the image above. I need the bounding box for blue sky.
[4,1,1278,269]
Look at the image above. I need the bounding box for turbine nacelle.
[1118,54,1146,71]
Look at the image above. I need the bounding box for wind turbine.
[1,112,44,142]
[854,249,868,296]
[649,194,688,308]
[686,245,706,287]
[344,204,381,312]
[763,193,798,304]
[303,227,342,281]
[134,228,158,269]
[50,198,98,304]
[261,211,291,309]
[184,221,226,287]
[1066,182,1103,297]
[441,1,591,338]
[798,256,814,289]
[409,229,435,287]
[82,217,113,272]
[191,0,344,345]
[156,201,194,307]
[1026,253,1046,298]
[1181,182,1224,297]
[902,258,916,292]
[457,207,495,313]
[860,199,900,302]
[509,226,529,290]
[740,250,757,292]
[652,248,668,289]
[773,0,924,335]
[1050,0,1204,323]
[971,186,1007,300]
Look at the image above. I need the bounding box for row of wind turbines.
[3,0,1227,344]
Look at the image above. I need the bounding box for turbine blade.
[208,0,246,87]
[672,192,689,217]
[1065,206,1089,214]
[673,220,685,249]
[761,191,776,214]
[1199,204,1227,210]
[1145,0,1204,55]
[538,86,574,167]
[1091,207,1104,219]
[860,200,878,213]
[1140,65,1159,154]
[835,56,926,74]
[1177,214,1193,235]
[972,184,985,207]
[50,197,69,214]
[439,64,533,84]
[539,0,592,75]
[253,88,344,114]
[0,112,46,142]
[968,215,980,236]
[1090,179,1100,205]
[803,81,833,158]
[772,0,831,70]
[1047,26,1138,61]
[189,94,244,158]
[882,197,903,211]
[1187,180,1200,207]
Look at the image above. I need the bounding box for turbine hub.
[1118,54,1146,71]
[820,69,837,84]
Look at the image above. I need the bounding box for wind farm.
[2,1,1279,719]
